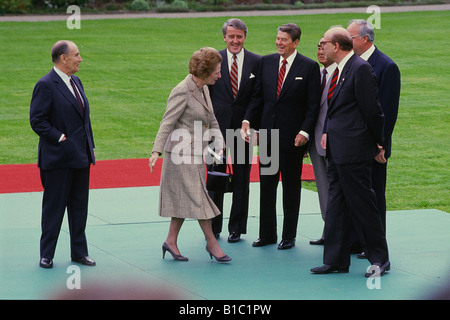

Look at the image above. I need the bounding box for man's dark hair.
[278,23,301,42]
[51,41,70,63]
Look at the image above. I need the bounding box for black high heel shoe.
[162,242,188,261]
[206,246,231,262]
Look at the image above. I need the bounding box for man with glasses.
[310,27,390,277]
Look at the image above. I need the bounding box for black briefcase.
[206,161,233,193]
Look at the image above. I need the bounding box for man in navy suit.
[208,19,261,243]
[30,40,96,268]
[242,23,321,250]
[347,20,401,258]
[310,27,390,277]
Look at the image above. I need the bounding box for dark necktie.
[321,68,328,92]
[277,59,287,98]
[70,78,84,116]
[230,54,239,98]
[327,67,339,104]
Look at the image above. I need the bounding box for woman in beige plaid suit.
[149,48,231,262]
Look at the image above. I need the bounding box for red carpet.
[0,157,314,194]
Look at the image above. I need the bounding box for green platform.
[1,184,449,300]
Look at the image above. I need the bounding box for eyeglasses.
[351,34,361,39]
[319,40,332,47]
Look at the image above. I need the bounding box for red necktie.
[327,67,339,104]
[277,59,287,98]
[70,78,84,116]
[230,54,239,98]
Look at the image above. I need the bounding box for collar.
[359,44,375,61]
[324,62,337,75]
[337,51,354,78]
[279,49,297,66]
[227,48,244,64]
[53,66,71,84]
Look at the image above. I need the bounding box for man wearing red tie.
[30,40,96,268]
[242,23,321,250]
[208,19,261,243]
[310,27,390,277]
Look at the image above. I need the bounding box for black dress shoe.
[72,256,96,266]
[278,239,295,250]
[309,238,324,245]
[39,257,53,269]
[365,261,390,277]
[228,232,241,243]
[310,264,349,274]
[252,238,277,247]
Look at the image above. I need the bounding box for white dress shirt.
[227,49,244,90]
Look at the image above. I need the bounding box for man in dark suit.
[347,19,401,258]
[310,27,390,277]
[242,23,321,250]
[208,18,261,243]
[30,40,96,268]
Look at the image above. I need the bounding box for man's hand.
[374,145,387,164]
[294,133,308,147]
[240,122,251,143]
[320,133,327,150]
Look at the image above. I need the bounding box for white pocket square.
[295,77,303,80]
[249,73,255,79]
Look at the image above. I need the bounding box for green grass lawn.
[0,10,449,212]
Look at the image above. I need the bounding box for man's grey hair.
[222,18,248,36]
[348,19,375,42]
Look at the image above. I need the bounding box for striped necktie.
[327,67,339,104]
[230,54,239,98]
[277,59,287,98]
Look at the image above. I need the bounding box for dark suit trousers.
[211,139,252,235]
[259,147,304,241]
[323,155,389,267]
[40,167,90,259]
[372,160,387,232]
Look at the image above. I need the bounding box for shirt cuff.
[299,130,309,141]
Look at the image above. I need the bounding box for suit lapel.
[187,75,210,112]
[72,76,89,118]
[237,49,252,100]
[51,70,85,118]
[277,53,302,100]
[328,55,355,107]
[367,46,379,68]
[220,50,234,98]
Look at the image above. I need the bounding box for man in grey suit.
[309,38,336,246]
